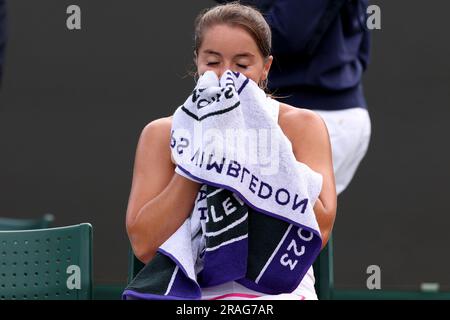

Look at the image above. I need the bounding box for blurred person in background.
[216,0,372,195]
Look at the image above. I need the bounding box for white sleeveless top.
[200,96,318,300]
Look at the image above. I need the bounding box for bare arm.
[281,108,337,249]
[126,118,202,263]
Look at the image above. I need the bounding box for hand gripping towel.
[123,70,323,300]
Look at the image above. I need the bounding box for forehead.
[199,24,261,58]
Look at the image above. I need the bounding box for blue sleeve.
[358,0,371,70]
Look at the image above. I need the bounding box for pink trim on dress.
[208,293,307,300]
[208,293,262,300]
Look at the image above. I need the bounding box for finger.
[219,69,249,95]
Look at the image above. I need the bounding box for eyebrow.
[203,49,255,58]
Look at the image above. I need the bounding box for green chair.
[0,223,93,300]
[313,235,334,300]
[0,214,54,231]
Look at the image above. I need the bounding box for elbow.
[320,229,332,250]
[133,246,156,265]
[315,205,337,250]
[126,221,157,264]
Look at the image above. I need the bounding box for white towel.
[171,70,323,230]
[123,70,323,300]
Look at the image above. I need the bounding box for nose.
[216,62,233,79]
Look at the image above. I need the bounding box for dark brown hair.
[192,2,272,90]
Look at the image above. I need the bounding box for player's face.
[196,24,272,86]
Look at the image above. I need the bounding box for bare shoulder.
[140,116,173,143]
[278,103,329,146]
[138,116,173,155]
